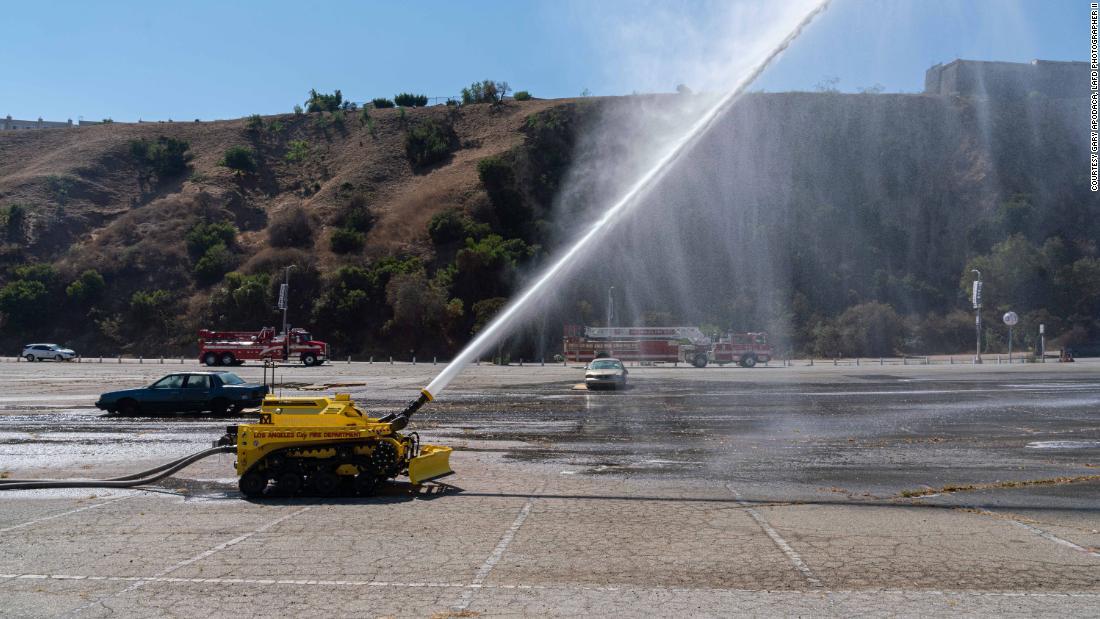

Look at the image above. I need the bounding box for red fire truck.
[198,327,329,367]
[562,325,772,368]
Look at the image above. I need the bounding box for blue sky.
[0,0,1083,122]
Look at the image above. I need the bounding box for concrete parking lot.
[0,360,1098,616]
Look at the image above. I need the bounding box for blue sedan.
[95,371,268,416]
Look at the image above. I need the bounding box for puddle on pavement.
[1026,441,1100,449]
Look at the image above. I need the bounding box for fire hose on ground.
[0,445,234,491]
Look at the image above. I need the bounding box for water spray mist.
[397,0,831,417]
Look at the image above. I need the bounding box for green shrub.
[65,269,106,306]
[394,93,428,107]
[330,227,365,254]
[293,104,303,115]
[186,221,237,259]
[427,208,486,245]
[0,279,49,331]
[194,243,234,285]
[220,146,257,175]
[340,194,375,233]
[128,136,192,180]
[268,119,285,136]
[3,204,26,242]
[46,175,75,205]
[245,114,264,132]
[331,109,346,128]
[404,119,454,168]
[129,289,174,329]
[513,90,532,101]
[207,272,274,327]
[306,88,343,112]
[268,206,314,248]
[371,98,395,109]
[285,139,309,163]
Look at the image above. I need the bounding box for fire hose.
[0,445,234,491]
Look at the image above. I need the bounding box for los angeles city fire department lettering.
[253,430,361,439]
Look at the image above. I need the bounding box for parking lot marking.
[66,506,311,616]
[1008,519,1100,558]
[453,485,543,611]
[727,485,823,588]
[0,495,134,534]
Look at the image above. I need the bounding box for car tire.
[231,404,245,415]
[24,354,35,362]
[54,354,63,362]
[692,354,708,368]
[741,354,757,368]
[203,353,219,367]
[118,399,140,416]
[300,353,317,367]
[220,353,235,366]
[210,398,229,416]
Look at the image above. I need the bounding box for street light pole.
[971,269,982,364]
[280,265,296,361]
[607,286,615,327]
[607,286,615,357]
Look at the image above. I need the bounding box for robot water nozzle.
[380,389,433,430]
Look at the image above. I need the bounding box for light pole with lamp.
[606,286,615,357]
[971,269,982,364]
[279,265,296,361]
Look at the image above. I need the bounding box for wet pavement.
[0,360,1097,616]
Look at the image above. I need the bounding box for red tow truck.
[198,327,328,367]
[562,325,772,368]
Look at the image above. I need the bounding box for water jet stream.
[417,1,830,406]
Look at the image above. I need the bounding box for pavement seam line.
[727,485,823,588]
[453,484,543,611]
[65,506,311,617]
[957,505,1100,559]
[6,572,1100,598]
[0,495,134,534]
[1008,518,1100,559]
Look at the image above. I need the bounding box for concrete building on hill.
[2,115,75,130]
[924,59,1088,99]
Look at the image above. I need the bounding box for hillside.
[0,90,1096,358]
[0,99,565,356]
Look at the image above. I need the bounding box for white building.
[2,115,74,130]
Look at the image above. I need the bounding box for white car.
[585,357,628,390]
[22,343,76,362]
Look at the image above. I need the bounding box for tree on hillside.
[129,136,191,182]
[461,80,510,104]
[306,89,343,113]
[268,206,314,248]
[220,146,257,175]
[394,93,428,107]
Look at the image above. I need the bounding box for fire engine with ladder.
[198,327,329,367]
[562,325,772,368]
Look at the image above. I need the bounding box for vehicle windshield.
[590,360,623,370]
[218,372,246,385]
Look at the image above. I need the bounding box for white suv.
[22,343,76,362]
